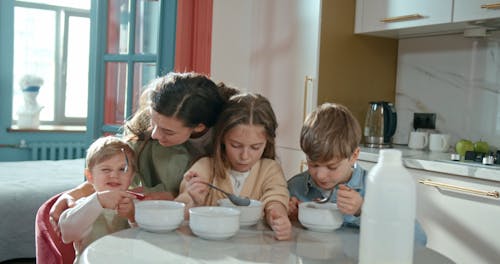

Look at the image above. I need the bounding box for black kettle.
[363,101,397,148]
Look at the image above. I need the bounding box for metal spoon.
[315,188,335,204]
[121,148,129,173]
[201,182,251,206]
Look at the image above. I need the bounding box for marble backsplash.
[394,31,500,152]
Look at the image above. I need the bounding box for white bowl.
[189,206,240,240]
[217,198,263,226]
[298,202,343,232]
[135,200,185,233]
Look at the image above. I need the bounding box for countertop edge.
[359,147,500,183]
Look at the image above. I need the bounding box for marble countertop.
[358,146,500,183]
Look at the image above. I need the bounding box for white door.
[211,0,321,178]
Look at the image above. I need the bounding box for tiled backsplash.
[394,31,500,151]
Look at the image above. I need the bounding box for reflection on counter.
[359,146,500,182]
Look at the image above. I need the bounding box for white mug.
[408,131,428,150]
[429,133,450,152]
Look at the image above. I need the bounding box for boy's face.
[307,147,360,190]
[223,124,267,172]
[86,153,134,192]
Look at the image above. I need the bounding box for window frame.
[12,0,90,126]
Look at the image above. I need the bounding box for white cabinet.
[454,0,500,22]
[357,158,500,264]
[355,0,453,34]
[211,0,321,179]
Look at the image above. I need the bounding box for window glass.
[17,0,90,9]
[104,62,128,125]
[107,0,130,54]
[132,62,156,113]
[65,15,90,118]
[135,0,159,54]
[12,7,56,121]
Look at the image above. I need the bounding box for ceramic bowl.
[189,206,240,240]
[217,198,263,226]
[298,202,343,232]
[135,200,185,233]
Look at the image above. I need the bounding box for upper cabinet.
[355,0,453,33]
[355,0,500,38]
[454,0,500,22]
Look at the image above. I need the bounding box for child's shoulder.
[287,171,309,184]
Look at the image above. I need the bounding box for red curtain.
[174,0,213,75]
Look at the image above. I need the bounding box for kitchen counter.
[359,146,500,183]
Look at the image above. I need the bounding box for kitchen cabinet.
[454,0,500,22]
[355,0,453,34]
[357,159,500,264]
[211,1,397,179]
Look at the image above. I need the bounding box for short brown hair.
[300,103,361,162]
[86,136,137,173]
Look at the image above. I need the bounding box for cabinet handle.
[418,179,499,199]
[481,3,500,9]
[303,76,313,121]
[300,160,308,173]
[380,14,424,23]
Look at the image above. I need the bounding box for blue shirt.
[287,163,427,246]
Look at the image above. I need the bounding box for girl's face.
[86,153,134,192]
[150,109,204,147]
[223,124,267,172]
[307,148,360,190]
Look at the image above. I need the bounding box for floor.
[0,259,36,264]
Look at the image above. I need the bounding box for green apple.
[455,139,474,157]
[474,140,489,154]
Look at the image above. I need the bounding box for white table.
[80,221,453,264]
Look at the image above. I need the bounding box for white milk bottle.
[358,149,415,264]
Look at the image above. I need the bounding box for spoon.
[200,182,251,206]
[121,148,129,173]
[315,188,335,204]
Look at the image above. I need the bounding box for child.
[59,136,138,262]
[175,93,292,240]
[287,103,427,245]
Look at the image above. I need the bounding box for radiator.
[30,141,87,160]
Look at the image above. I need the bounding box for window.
[12,0,90,126]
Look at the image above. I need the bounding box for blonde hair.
[300,103,361,162]
[212,93,277,179]
[85,136,137,173]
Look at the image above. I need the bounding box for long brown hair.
[211,93,278,180]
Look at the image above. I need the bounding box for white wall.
[394,32,500,151]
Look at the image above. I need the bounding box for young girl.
[59,136,137,262]
[175,93,292,240]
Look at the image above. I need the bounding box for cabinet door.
[454,0,500,22]
[276,147,307,180]
[412,170,500,264]
[355,0,453,33]
[211,0,321,150]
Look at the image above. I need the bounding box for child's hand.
[97,190,135,210]
[117,196,135,222]
[288,197,301,221]
[266,202,292,241]
[336,184,363,216]
[184,171,209,206]
[49,192,76,236]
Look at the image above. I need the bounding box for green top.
[131,139,192,194]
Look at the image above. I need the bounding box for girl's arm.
[265,201,292,241]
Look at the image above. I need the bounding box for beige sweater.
[177,157,289,211]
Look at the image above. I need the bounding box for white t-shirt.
[229,169,250,195]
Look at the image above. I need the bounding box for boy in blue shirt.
[287,103,427,245]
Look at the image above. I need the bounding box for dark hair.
[124,72,238,140]
[212,93,278,179]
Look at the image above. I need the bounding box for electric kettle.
[363,101,397,148]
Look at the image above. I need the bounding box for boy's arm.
[59,193,103,244]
